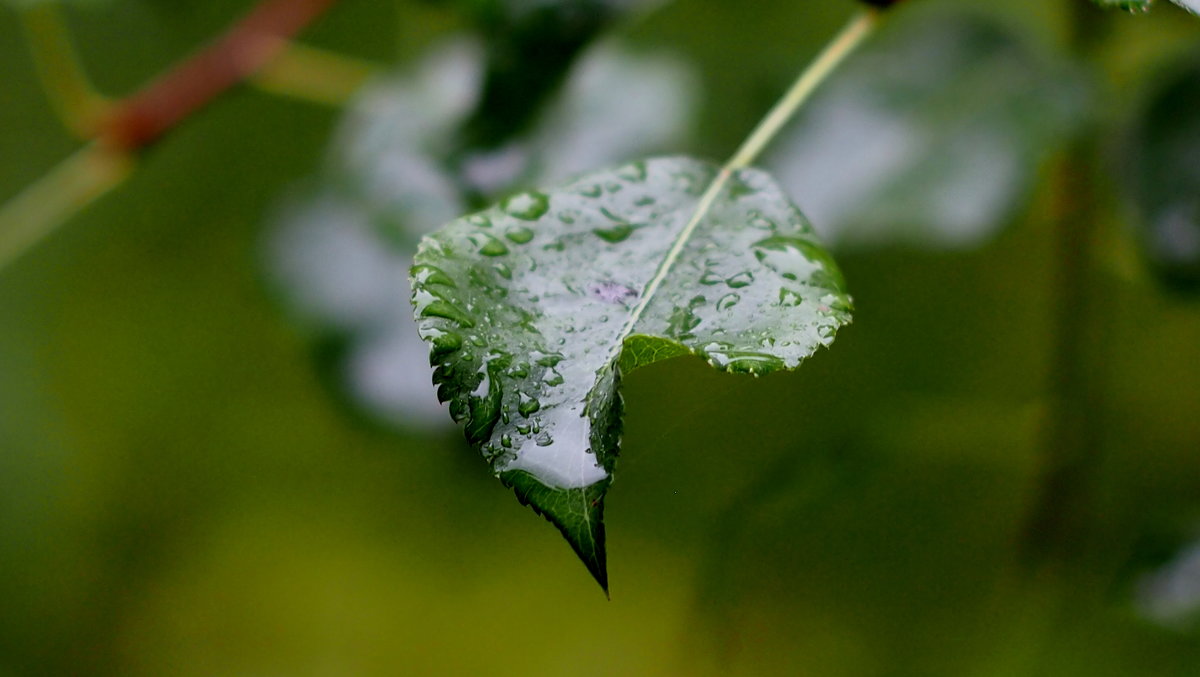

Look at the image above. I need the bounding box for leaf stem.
[250,42,379,106]
[19,4,113,138]
[728,9,880,170]
[609,10,879,362]
[0,145,134,275]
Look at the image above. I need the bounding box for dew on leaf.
[726,272,754,288]
[471,233,509,257]
[502,191,551,220]
[594,224,636,243]
[778,288,803,307]
[506,227,535,244]
[518,392,541,417]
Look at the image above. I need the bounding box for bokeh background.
[2,0,1199,675]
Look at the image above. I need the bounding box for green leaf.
[1124,52,1200,293]
[411,157,851,590]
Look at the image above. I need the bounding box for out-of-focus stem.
[251,42,378,106]
[1019,0,1112,567]
[0,146,134,275]
[19,4,112,138]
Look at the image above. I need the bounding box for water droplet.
[545,370,565,386]
[419,299,475,328]
[506,227,535,244]
[750,214,776,231]
[634,196,656,207]
[428,330,464,359]
[558,210,579,224]
[753,236,833,284]
[579,184,603,198]
[502,191,550,220]
[699,271,723,286]
[411,264,456,288]
[594,224,635,243]
[493,262,513,280]
[703,347,784,374]
[471,233,509,257]
[501,434,513,449]
[468,214,492,228]
[465,363,503,445]
[726,272,754,288]
[778,288,803,307]
[518,392,541,418]
[618,161,648,182]
[717,293,741,311]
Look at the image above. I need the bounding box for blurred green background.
[2,0,1199,675]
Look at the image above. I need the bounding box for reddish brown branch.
[99,0,340,151]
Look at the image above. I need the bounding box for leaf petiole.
[611,9,881,362]
[729,8,881,171]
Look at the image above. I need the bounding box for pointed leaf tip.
[504,470,610,594]
[413,156,850,589]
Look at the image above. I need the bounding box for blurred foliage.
[1122,49,1200,292]
[1,0,1200,676]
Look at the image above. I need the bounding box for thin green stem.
[729,9,880,170]
[19,4,112,138]
[0,145,133,276]
[250,41,379,106]
[609,9,880,364]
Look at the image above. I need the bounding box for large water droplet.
[618,161,648,182]
[471,233,509,257]
[753,236,831,283]
[506,227,535,244]
[411,264,456,288]
[778,288,803,307]
[726,272,754,288]
[518,392,541,418]
[502,191,550,220]
[594,224,635,243]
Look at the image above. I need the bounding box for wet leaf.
[1124,52,1200,293]
[411,157,851,590]
[767,11,1083,250]
[267,38,696,428]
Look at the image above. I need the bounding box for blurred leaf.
[768,10,1084,250]
[1093,0,1154,12]
[411,157,851,590]
[266,40,480,428]
[454,0,662,148]
[267,38,696,429]
[1124,52,1200,293]
[1137,533,1200,630]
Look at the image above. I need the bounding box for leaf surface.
[411,157,851,590]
